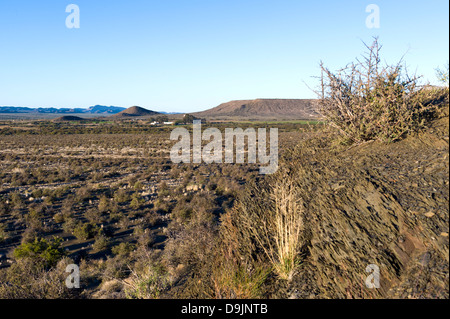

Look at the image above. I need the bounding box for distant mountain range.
[0,105,182,115]
[0,100,320,120]
[0,105,126,114]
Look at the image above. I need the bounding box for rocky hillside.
[193,99,320,120]
[275,116,449,298]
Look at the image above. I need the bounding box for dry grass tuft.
[220,173,304,282]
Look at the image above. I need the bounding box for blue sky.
[0,1,448,113]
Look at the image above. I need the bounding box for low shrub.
[123,263,170,299]
[13,237,65,268]
[73,222,100,240]
[92,235,111,252]
[0,257,78,299]
[111,242,135,257]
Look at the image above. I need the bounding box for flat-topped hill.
[192,99,320,120]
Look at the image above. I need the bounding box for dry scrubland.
[0,120,319,298]
[0,107,447,299]
[0,41,448,299]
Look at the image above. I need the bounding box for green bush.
[13,237,65,268]
[10,191,24,209]
[62,217,78,234]
[75,186,92,202]
[86,207,103,224]
[112,242,135,256]
[114,188,129,204]
[133,181,143,190]
[172,199,193,223]
[98,195,110,212]
[130,193,144,210]
[73,222,100,240]
[93,235,111,252]
[53,212,65,224]
[0,222,8,243]
[0,200,10,216]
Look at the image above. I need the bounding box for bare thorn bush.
[318,37,449,144]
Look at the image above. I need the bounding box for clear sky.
[0,1,448,113]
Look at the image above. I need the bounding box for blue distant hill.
[86,105,126,114]
[159,111,183,114]
[0,105,126,114]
